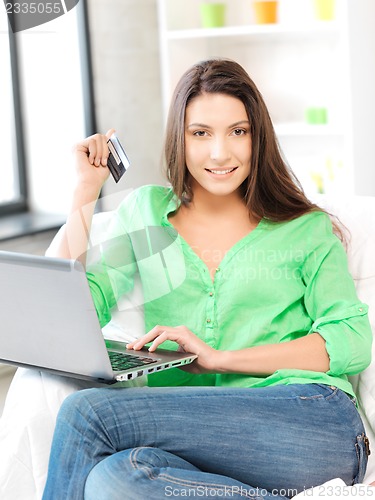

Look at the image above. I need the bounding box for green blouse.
[86,185,372,396]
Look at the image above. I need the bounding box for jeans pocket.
[354,433,371,484]
[297,383,338,401]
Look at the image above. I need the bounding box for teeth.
[209,168,235,175]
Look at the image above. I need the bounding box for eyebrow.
[186,120,250,130]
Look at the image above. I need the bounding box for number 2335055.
[5,3,62,14]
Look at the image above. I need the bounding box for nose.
[210,137,231,164]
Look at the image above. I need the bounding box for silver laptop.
[0,250,197,383]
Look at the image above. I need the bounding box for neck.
[187,184,246,217]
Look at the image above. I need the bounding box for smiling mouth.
[205,167,238,175]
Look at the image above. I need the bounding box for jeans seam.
[324,386,339,401]
[298,394,324,400]
[130,447,154,481]
[355,440,360,464]
[354,433,369,484]
[298,385,339,401]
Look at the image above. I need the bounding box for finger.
[127,334,155,350]
[105,128,115,139]
[148,331,172,352]
[87,136,105,167]
[90,133,112,168]
[87,138,97,165]
[126,340,138,349]
[100,134,109,167]
[127,326,170,350]
[93,135,103,167]
[147,327,192,353]
[101,129,115,167]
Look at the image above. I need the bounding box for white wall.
[347,0,375,196]
[17,9,86,214]
[14,0,375,214]
[10,0,165,216]
[87,0,166,211]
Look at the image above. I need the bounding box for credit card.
[106,133,130,183]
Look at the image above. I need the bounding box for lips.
[205,167,238,175]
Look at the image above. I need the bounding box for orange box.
[253,1,278,24]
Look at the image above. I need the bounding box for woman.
[42,59,372,499]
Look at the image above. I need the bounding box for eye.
[193,130,208,137]
[232,128,247,136]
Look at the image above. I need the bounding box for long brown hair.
[164,58,322,223]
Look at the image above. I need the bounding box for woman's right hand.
[73,128,115,192]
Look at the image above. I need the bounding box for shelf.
[165,21,341,41]
[158,0,375,196]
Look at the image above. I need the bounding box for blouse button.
[209,292,213,297]
[359,307,363,312]
[206,318,211,324]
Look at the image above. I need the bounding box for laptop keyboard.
[108,351,157,372]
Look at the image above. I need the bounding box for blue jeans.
[42,384,368,500]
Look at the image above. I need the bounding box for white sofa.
[1,195,375,499]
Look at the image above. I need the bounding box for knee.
[84,462,111,500]
[84,447,200,499]
[84,449,148,500]
[129,447,181,471]
[57,388,105,429]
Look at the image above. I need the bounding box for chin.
[204,186,243,198]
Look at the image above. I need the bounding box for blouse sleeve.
[86,208,138,328]
[302,221,372,377]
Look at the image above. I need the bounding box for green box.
[199,3,226,28]
[305,107,328,125]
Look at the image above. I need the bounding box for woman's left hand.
[126,325,219,374]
